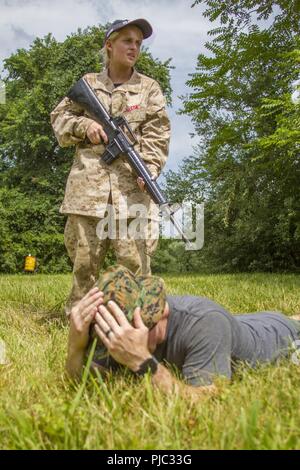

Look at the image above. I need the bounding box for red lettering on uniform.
[125,105,140,112]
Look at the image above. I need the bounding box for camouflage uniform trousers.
[64,213,159,315]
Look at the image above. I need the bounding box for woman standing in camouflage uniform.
[50,19,170,315]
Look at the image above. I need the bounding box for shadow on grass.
[30,299,69,328]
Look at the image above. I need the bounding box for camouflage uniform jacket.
[50,69,171,219]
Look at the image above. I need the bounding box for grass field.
[0,272,299,450]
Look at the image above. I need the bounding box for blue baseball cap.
[104,18,153,43]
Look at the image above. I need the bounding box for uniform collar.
[94,68,142,94]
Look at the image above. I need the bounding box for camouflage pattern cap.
[96,264,166,329]
[89,264,166,362]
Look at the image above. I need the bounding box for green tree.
[164,1,300,272]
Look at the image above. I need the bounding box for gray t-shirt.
[93,295,300,386]
[153,295,300,386]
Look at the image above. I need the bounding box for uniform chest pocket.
[123,108,146,123]
[123,108,146,136]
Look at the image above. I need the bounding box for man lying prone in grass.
[66,265,300,399]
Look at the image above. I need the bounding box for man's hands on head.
[94,301,152,372]
[66,286,104,379]
[67,289,151,378]
[68,287,104,353]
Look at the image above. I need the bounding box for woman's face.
[107,26,143,68]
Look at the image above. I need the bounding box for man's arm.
[150,362,218,401]
[65,287,104,380]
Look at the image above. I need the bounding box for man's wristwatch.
[135,356,159,376]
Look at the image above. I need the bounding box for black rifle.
[67,78,190,245]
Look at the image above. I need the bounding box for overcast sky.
[0,0,213,174]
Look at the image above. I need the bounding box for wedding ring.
[105,329,112,338]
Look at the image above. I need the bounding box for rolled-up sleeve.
[50,96,94,148]
[140,81,171,178]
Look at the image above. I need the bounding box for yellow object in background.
[24,254,36,273]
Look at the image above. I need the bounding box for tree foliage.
[163,1,300,272]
